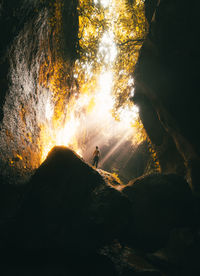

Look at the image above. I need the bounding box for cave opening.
[38,0,148,175]
[41,0,153,183]
[41,0,148,182]
[0,0,152,184]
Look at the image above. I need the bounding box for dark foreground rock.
[0,147,199,275]
[121,173,196,251]
[13,146,131,253]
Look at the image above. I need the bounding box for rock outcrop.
[134,0,200,194]
[1,148,196,252]
[14,146,131,253]
[0,0,79,182]
[0,147,198,275]
[121,173,196,251]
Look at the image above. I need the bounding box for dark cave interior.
[0,0,200,275]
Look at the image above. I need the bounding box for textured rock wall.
[0,0,78,183]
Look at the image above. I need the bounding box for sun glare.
[97,71,114,114]
[39,0,144,164]
[94,0,111,8]
[45,98,54,121]
[98,32,117,64]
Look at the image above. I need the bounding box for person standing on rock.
[92,146,100,168]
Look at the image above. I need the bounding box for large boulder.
[121,174,196,251]
[15,146,130,254]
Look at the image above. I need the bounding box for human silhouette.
[92,146,100,168]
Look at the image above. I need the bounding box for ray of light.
[39,0,144,169]
[99,128,133,166]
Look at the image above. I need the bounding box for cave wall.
[134,0,200,193]
[2,0,200,189]
[0,0,78,183]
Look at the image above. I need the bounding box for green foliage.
[112,0,148,109]
[77,0,148,104]
[78,0,107,63]
[146,138,161,173]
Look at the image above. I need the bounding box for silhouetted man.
[92,146,100,168]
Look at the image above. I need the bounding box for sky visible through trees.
[40,0,148,169]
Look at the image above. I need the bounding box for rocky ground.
[0,147,199,276]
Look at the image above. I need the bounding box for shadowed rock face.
[0,147,198,276]
[121,173,195,251]
[1,147,195,253]
[134,0,200,193]
[14,146,131,253]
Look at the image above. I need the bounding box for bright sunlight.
[39,0,147,166]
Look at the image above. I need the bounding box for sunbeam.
[39,0,147,174]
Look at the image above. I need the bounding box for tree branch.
[117,38,144,47]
